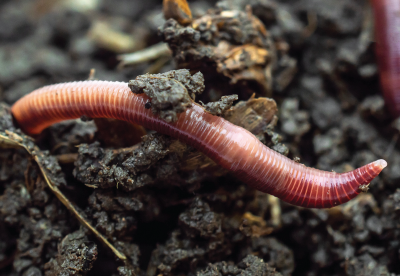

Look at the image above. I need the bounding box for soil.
[1,0,399,275]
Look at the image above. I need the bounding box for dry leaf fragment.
[163,0,192,25]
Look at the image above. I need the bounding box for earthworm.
[371,0,400,117]
[11,81,387,208]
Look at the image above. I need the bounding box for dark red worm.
[11,81,387,208]
[372,0,400,117]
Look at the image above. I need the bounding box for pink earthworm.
[11,81,387,208]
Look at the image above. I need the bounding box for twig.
[117,43,171,69]
[0,132,127,261]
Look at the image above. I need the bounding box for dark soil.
[1,0,399,275]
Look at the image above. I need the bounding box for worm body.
[372,0,400,117]
[11,81,386,208]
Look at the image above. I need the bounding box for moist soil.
[0,0,399,275]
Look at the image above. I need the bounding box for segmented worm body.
[372,0,400,117]
[11,81,387,208]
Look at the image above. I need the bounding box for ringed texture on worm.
[372,0,400,117]
[11,81,387,208]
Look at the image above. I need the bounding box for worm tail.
[275,159,386,208]
[225,135,387,208]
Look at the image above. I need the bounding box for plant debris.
[1,0,399,275]
[163,0,193,26]
[159,6,276,96]
[0,108,128,268]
